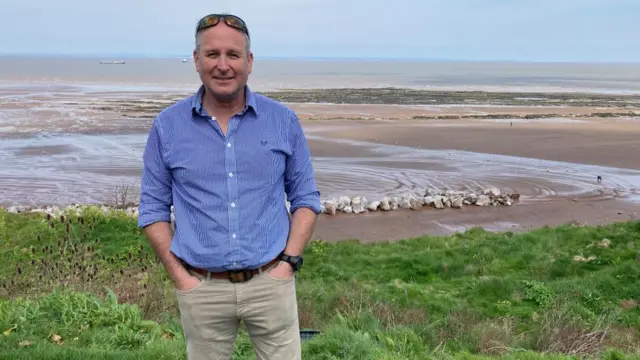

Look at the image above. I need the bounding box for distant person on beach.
[137,13,321,360]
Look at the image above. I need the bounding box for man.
[137,13,321,360]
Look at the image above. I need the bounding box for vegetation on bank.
[0,206,639,359]
[82,89,640,123]
[260,88,640,107]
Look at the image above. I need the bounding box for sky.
[0,0,639,62]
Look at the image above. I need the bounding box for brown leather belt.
[183,258,279,283]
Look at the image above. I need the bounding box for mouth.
[214,76,234,82]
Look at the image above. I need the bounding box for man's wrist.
[278,252,303,272]
[172,270,195,284]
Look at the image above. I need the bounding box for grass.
[0,206,639,359]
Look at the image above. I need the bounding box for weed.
[0,210,639,359]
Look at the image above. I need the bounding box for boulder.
[425,188,440,197]
[423,196,435,207]
[409,196,425,210]
[399,196,412,209]
[450,196,464,208]
[379,197,391,211]
[351,196,368,214]
[367,201,380,211]
[475,195,491,206]
[323,200,338,215]
[125,206,137,216]
[8,205,27,213]
[389,197,400,210]
[464,193,477,205]
[445,190,465,197]
[337,196,351,212]
[484,187,501,197]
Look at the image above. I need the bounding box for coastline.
[2,83,640,240]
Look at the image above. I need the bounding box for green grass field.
[0,206,639,359]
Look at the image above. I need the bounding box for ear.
[247,52,254,74]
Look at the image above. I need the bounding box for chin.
[210,87,239,101]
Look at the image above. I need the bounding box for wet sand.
[314,199,639,242]
[304,116,640,242]
[310,119,640,169]
[1,86,640,242]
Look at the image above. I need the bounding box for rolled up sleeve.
[284,111,322,214]
[137,119,173,228]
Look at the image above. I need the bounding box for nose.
[216,56,230,71]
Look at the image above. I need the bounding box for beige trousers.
[175,263,301,360]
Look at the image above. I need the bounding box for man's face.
[193,23,253,102]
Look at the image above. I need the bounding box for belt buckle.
[228,270,253,283]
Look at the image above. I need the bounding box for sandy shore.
[1,86,639,242]
[307,118,640,169]
[303,116,640,241]
[2,85,639,138]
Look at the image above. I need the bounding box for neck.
[203,86,246,117]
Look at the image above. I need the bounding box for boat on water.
[99,60,126,65]
[181,58,191,63]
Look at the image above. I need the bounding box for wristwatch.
[278,252,303,272]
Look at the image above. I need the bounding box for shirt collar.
[191,85,258,118]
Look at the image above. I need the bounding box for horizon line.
[1,52,639,65]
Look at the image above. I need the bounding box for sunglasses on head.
[196,14,250,39]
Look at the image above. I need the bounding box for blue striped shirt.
[137,85,321,272]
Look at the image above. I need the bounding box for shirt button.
[228,172,233,177]
[230,202,236,208]
[227,143,231,148]
[232,233,236,239]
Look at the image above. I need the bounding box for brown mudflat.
[313,198,639,243]
[302,115,640,242]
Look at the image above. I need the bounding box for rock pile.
[2,187,520,218]
[320,187,520,215]
[3,204,141,219]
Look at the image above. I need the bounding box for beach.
[1,57,639,242]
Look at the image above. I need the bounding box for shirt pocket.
[237,135,287,190]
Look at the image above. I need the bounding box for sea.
[2,56,640,93]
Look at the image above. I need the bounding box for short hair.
[194,14,251,55]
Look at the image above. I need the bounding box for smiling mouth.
[215,77,234,81]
